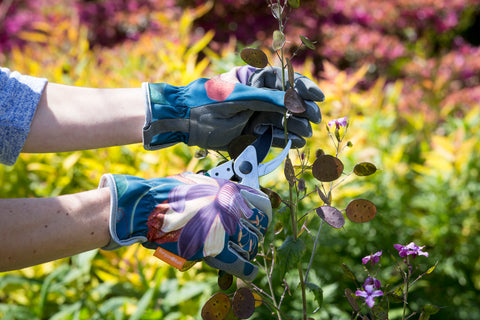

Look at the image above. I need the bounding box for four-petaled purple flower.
[394,242,429,259]
[328,116,348,129]
[355,277,383,308]
[362,251,383,266]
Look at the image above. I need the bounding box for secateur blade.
[234,132,292,189]
[250,126,273,164]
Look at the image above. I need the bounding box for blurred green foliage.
[1,1,479,320]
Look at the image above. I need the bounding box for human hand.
[99,172,271,281]
[142,66,324,151]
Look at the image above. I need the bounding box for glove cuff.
[99,174,148,250]
[142,82,189,150]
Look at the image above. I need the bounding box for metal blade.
[251,126,273,164]
[258,139,292,177]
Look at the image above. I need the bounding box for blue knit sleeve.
[0,67,47,165]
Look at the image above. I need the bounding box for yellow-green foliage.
[1,2,480,318]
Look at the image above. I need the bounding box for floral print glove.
[99,172,271,281]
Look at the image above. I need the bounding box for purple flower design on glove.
[147,173,257,259]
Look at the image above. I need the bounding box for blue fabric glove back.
[142,66,324,151]
[100,172,271,281]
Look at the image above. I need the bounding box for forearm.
[0,187,111,272]
[23,83,145,153]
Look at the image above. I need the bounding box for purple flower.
[328,116,348,129]
[355,277,383,308]
[362,251,383,266]
[147,173,256,259]
[394,242,429,259]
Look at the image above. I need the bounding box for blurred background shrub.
[0,0,479,319]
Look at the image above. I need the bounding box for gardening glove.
[142,66,324,151]
[100,172,272,281]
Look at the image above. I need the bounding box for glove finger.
[245,112,313,139]
[233,220,260,258]
[246,124,306,149]
[248,67,325,102]
[204,245,259,281]
[240,189,272,224]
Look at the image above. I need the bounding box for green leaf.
[341,263,357,281]
[306,282,323,308]
[129,287,155,320]
[288,0,300,9]
[300,35,315,50]
[422,304,440,315]
[372,305,388,320]
[276,236,306,279]
[425,262,438,275]
[272,30,285,51]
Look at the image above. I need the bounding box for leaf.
[425,262,438,275]
[273,30,286,51]
[288,0,300,9]
[240,47,268,68]
[270,3,283,20]
[345,199,377,223]
[345,288,360,312]
[306,282,323,308]
[372,305,388,320]
[316,206,345,229]
[284,157,296,186]
[201,293,231,320]
[354,162,377,176]
[286,57,295,88]
[312,155,344,182]
[232,288,255,319]
[300,35,315,50]
[315,185,330,204]
[129,287,155,320]
[284,87,307,113]
[422,304,440,315]
[341,263,357,281]
[276,236,306,279]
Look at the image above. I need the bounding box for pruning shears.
[207,126,292,190]
[153,127,291,271]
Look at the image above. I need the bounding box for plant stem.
[402,257,411,320]
[304,220,324,283]
[297,262,308,320]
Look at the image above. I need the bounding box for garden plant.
[1,0,480,319]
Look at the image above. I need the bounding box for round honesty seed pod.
[217,271,233,291]
[316,205,345,229]
[353,162,377,176]
[345,199,377,223]
[201,293,231,320]
[232,287,255,319]
[240,48,268,68]
[312,155,344,182]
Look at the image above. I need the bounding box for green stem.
[297,262,308,320]
[402,257,411,320]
